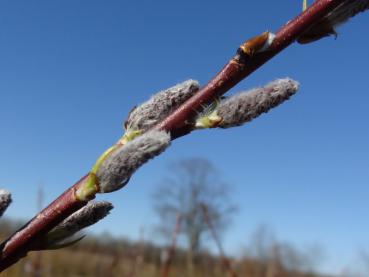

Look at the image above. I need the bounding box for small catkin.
[125,80,199,131]
[319,1,369,29]
[298,1,369,44]
[47,201,113,244]
[0,189,12,217]
[97,130,171,193]
[217,78,299,128]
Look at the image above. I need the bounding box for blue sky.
[0,0,368,274]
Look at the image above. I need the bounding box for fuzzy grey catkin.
[298,0,369,43]
[47,201,113,244]
[0,189,12,217]
[315,0,368,31]
[125,80,199,131]
[97,130,171,193]
[217,78,299,128]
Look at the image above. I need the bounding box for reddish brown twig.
[0,176,89,271]
[155,0,345,138]
[0,0,345,271]
[200,203,238,277]
[161,213,182,277]
[30,187,44,277]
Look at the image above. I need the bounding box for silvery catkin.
[125,80,199,131]
[0,189,12,217]
[298,0,369,44]
[47,201,113,244]
[217,78,299,128]
[97,130,171,193]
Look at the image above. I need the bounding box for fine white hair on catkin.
[125,80,199,131]
[47,201,113,244]
[317,0,368,29]
[0,189,12,217]
[97,131,171,193]
[217,78,299,128]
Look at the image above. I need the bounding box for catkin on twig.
[97,131,171,193]
[0,189,12,218]
[298,0,369,44]
[125,80,199,132]
[217,78,299,128]
[44,201,113,248]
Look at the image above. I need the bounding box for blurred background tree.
[152,158,236,276]
[243,225,325,277]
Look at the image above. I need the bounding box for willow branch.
[155,0,345,138]
[0,0,345,272]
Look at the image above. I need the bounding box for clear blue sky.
[0,1,368,274]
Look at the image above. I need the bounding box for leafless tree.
[153,158,236,275]
[245,225,325,277]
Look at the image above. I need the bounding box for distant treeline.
[0,218,327,277]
